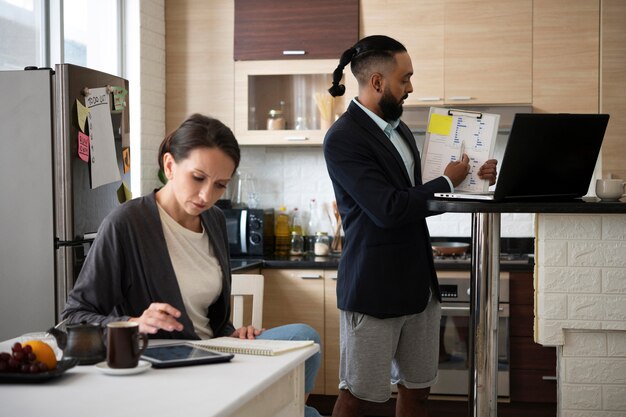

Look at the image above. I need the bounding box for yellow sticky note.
[427,113,453,135]
[76,99,90,132]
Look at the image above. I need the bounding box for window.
[0,0,121,75]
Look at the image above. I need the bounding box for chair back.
[230,274,264,329]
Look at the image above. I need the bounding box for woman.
[62,113,321,417]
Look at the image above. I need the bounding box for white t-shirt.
[157,203,223,339]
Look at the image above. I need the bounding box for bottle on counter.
[274,206,291,256]
[290,207,304,236]
[289,231,304,256]
[314,232,330,256]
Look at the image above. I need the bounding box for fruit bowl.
[0,358,78,383]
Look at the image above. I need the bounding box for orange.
[23,340,57,370]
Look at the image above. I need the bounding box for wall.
[125,0,166,197]
[536,214,626,416]
[239,146,535,237]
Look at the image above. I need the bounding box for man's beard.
[379,88,406,121]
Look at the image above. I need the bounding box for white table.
[0,339,319,417]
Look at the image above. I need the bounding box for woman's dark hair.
[328,35,407,97]
[158,113,240,173]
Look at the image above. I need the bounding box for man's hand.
[443,154,471,187]
[477,159,498,185]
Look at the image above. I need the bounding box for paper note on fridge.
[421,107,500,193]
[85,87,121,189]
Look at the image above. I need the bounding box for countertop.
[426,198,626,213]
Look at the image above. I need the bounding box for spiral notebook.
[192,337,315,356]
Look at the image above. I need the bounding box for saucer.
[95,360,151,376]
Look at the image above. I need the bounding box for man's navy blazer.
[323,101,451,318]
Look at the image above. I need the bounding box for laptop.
[434,113,610,201]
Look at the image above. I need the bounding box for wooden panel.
[234,0,359,60]
[510,336,556,370]
[324,271,340,395]
[510,369,557,403]
[262,269,325,394]
[601,0,626,180]
[444,0,532,104]
[360,0,444,106]
[509,271,534,306]
[532,0,600,113]
[510,304,534,337]
[165,0,235,131]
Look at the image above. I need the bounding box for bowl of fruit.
[0,340,78,382]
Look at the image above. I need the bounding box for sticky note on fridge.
[110,86,128,111]
[78,131,90,162]
[122,147,130,173]
[117,182,132,203]
[76,99,89,132]
[427,113,453,135]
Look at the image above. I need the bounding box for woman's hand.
[230,325,265,339]
[129,302,184,334]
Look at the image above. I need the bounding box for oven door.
[432,302,510,397]
[223,209,247,256]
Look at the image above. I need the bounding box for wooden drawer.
[510,304,534,337]
[510,369,557,403]
[510,336,556,370]
[509,271,534,305]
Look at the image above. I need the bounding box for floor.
[308,395,557,417]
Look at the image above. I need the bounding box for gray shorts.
[338,296,441,402]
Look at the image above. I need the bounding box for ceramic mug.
[106,321,148,368]
[595,179,625,202]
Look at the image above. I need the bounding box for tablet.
[141,343,234,368]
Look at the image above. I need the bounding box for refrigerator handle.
[54,233,97,249]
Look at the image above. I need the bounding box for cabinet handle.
[283,50,306,55]
[300,274,322,280]
[285,136,309,141]
[416,97,442,102]
[447,96,473,101]
[328,276,338,281]
[542,376,557,381]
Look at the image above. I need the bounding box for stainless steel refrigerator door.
[0,69,56,340]
[54,64,130,314]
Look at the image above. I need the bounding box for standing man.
[323,35,497,417]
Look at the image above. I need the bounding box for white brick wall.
[536,214,626,416]
[239,146,534,237]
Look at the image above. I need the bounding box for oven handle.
[441,304,509,317]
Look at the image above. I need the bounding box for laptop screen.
[493,113,609,201]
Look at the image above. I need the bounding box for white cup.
[595,179,625,202]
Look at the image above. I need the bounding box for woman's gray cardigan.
[62,191,236,339]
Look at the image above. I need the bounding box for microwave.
[222,208,265,256]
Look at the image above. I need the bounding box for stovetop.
[433,253,532,265]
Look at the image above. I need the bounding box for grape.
[20,363,30,373]
[11,342,22,353]
[27,353,36,362]
[0,352,10,361]
[12,351,24,362]
[29,364,40,373]
[0,360,8,372]
[22,345,32,355]
[7,358,19,370]
[37,362,48,372]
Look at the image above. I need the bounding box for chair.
[230,274,264,329]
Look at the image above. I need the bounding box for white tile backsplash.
[239,146,534,237]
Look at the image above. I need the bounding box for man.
[323,35,497,417]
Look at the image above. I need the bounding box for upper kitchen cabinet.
[234,59,357,145]
[444,0,532,105]
[360,0,444,106]
[361,0,532,106]
[234,0,359,60]
[532,0,599,114]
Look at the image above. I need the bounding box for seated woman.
[62,113,321,417]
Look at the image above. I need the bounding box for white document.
[421,107,500,193]
[85,87,121,189]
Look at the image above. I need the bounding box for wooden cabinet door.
[234,0,359,60]
[360,0,444,106]
[601,0,626,180]
[444,0,532,105]
[323,270,340,395]
[262,269,325,394]
[533,0,600,113]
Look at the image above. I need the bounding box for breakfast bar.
[0,339,319,417]
[426,199,626,417]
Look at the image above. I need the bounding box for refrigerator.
[0,64,130,340]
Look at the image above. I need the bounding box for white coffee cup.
[595,179,625,202]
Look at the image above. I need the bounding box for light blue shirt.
[352,98,453,190]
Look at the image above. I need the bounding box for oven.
[431,270,510,397]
